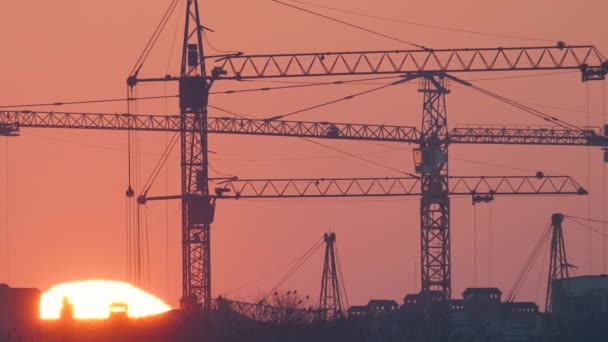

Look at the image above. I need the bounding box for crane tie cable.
[272,0,429,50]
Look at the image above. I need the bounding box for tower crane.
[2,0,608,311]
[545,213,575,313]
[319,232,346,320]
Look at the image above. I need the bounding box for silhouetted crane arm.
[198,175,585,199]
[5,111,608,147]
[206,45,608,81]
[0,111,420,143]
[450,126,608,146]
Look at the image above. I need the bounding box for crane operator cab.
[413,148,447,174]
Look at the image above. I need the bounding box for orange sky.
[1,0,608,309]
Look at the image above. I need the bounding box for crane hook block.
[125,186,135,198]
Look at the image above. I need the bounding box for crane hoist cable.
[563,215,608,225]
[125,86,135,282]
[139,132,180,199]
[0,75,405,108]
[272,0,428,50]
[0,95,179,109]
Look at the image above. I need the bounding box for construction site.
[1,0,608,340]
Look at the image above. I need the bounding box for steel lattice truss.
[212,175,585,199]
[0,111,419,143]
[5,111,608,147]
[450,126,606,146]
[214,46,608,80]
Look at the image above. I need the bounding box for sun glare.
[40,280,171,320]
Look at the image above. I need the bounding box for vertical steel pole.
[179,0,214,311]
[419,74,451,300]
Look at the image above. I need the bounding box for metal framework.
[450,126,608,146]
[319,232,344,320]
[5,111,608,147]
[0,111,420,143]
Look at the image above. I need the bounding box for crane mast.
[176,0,213,311]
[418,75,451,298]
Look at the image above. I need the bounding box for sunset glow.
[40,280,171,320]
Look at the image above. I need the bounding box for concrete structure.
[551,274,608,314]
[449,288,541,341]
[0,284,41,339]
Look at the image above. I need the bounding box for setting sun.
[40,280,171,320]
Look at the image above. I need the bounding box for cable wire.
[272,0,428,50]
[284,0,556,43]
[302,138,412,176]
[0,95,179,109]
[221,237,323,297]
[211,75,403,96]
[264,78,411,121]
[140,133,180,196]
[565,217,608,239]
[464,83,582,130]
[130,0,181,76]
